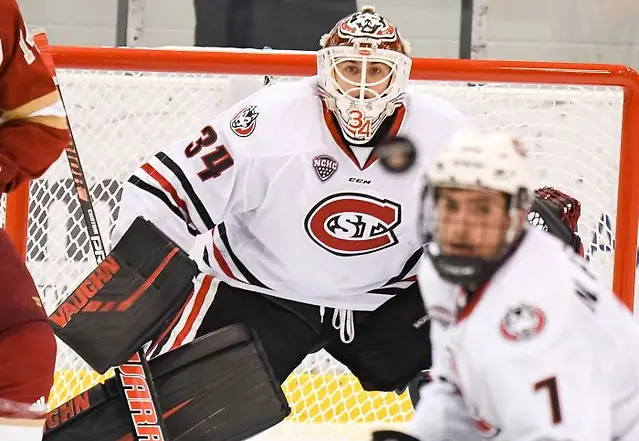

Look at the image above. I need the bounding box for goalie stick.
[33,33,170,441]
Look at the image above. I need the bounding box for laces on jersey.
[319,306,355,343]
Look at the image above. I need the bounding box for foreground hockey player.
[99,5,468,437]
[0,0,69,440]
[373,132,639,441]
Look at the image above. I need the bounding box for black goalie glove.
[528,186,584,256]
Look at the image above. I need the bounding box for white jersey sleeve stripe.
[127,175,200,237]
[152,274,217,357]
[366,249,422,294]
[200,228,245,283]
[145,286,196,359]
[217,222,270,290]
[140,162,190,221]
[368,280,417,295]
[211,239,242,282]
[154,152,216,231]
[382,248,423,286]
[199,232,250,285]
[204,230,250,285]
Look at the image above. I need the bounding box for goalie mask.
[317,6,412,145]
[419,132,535,288]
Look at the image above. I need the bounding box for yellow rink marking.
[50,370,414,423]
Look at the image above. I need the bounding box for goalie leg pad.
[48,217,200,373]
[44,324,290,441]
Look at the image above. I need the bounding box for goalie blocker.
[45,217,289,439]
[48,217,199,374]
[43,324,290,441]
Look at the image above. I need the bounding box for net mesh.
[4,68,626,438]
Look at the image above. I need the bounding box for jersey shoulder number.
[183,125,234,181]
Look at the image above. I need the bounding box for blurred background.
[16,0,639,67]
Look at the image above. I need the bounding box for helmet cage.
[317,45,411,145]
[419,183,531,287]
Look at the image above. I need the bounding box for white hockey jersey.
[113,76,469,311]
[408,227,639,441]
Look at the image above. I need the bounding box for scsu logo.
[305,193,401,256]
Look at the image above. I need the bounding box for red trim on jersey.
[389,105,406,135]
[213,241,239,281]
[362,105,406,170]
[146,288,195,355]
[322,103,360,167]
[321,103,406,170]
[361,151,378,170]
[456,232,529,322]
[170,275,213,350]
[403,275,417,282]
[141,163,189,218]
[457,282,489,323]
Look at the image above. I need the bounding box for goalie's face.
[435,188,510,260]
[333,59,393,99]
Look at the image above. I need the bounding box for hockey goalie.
[373,132,639,441]
[0,1,69,440]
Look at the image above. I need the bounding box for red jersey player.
[0,0,69,439]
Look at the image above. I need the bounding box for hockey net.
[3,47,639,439]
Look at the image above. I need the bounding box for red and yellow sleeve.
[0,0,69,193]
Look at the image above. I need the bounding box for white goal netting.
[4,61,634,439]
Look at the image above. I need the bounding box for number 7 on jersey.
[534,376,563,424]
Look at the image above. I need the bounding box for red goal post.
[8,46,637,306]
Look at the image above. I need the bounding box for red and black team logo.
[230,105,259,137]
[499,304,546,341]
[305,193,401,256]
[339,11,397,42]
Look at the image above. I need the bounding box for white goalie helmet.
[317,6,412,145]
[420,132,537,286]
[428,132,536,203]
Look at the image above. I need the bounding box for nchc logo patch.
[305,192,401,256]
[230,105,259,137]
[312,154,339,182]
